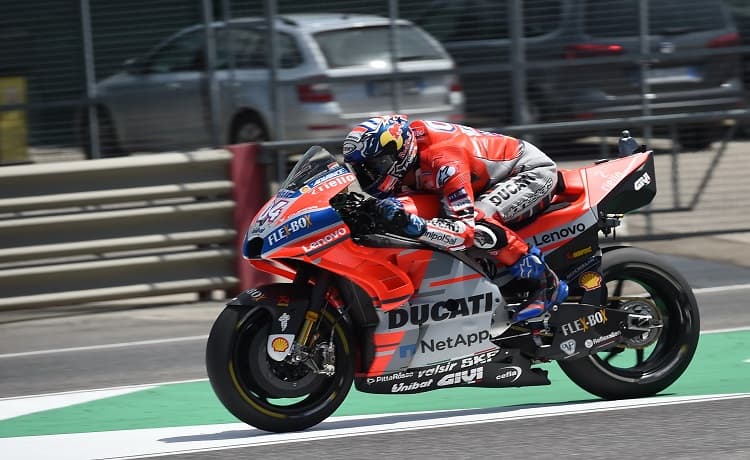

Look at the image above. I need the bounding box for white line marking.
[693,283,750,294]
[0,379,207,402]
[744,358,750,363]
[0,386,157,421]
[0,335,207,359]
[1,393,747,460]
[0,379,209,421]
[701,326,750,334]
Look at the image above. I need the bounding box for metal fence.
[3,0,750,163]
[2,1,750,239]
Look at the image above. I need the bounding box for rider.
[342,115,568,322]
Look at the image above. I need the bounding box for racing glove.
[375,197,426,237]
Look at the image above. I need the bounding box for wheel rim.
[585,263,698,383]
[229,310,351,417]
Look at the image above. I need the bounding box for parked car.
[81,13,463,156]
[407,0,745,149]
[724,0,750,132]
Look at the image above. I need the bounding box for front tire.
[558,247,700,399]
[206,304,355,432]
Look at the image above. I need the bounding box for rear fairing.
[487,151,654,312]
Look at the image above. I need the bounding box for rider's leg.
[474,214,567,321]
[474,141,568,320]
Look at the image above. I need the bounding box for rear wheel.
[677,123,721,151]
[558,247,700,399]
[230,113,268,144]
[206,304,355,432]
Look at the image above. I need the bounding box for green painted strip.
[1,330,748,438]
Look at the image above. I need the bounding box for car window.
[216,27,303,69]
[148,30,205,73]
[584,0,728,37]
[411,0,561,42]
[313,25,446,69]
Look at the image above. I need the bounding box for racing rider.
[342,115,568,322]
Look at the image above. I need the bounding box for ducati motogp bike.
[206,133,700,432]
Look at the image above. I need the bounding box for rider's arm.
[414,160,476,251]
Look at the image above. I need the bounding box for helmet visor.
[351,154,396,192]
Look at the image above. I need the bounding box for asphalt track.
[0,252,749,459]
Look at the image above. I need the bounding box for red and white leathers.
[400,120,557,266]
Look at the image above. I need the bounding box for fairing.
[242,145,656,379]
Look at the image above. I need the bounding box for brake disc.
[617,297,663,349]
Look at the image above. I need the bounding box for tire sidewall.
[558,246,700,399]
[206,304,356,432]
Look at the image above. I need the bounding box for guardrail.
[0,146,269,310]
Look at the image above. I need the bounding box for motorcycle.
[206,132,700,433]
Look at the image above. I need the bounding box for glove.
[375,197,426,237]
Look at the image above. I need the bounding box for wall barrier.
[0,147,270,310]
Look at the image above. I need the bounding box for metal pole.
[388,0,401,113]
[80,0,99,159]
[509,0,529,126]
[222,0,235,78]
[638,0,653,235]
[670,123,681,208]
[639,0,652,142]
[202,0,221,147]
[264,0,283,140]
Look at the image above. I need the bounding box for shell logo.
[271,337,290,353]
[579,271,602,291]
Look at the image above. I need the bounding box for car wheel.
[80,107,124,159]
[231,114,269,144]
[677,124,721,151]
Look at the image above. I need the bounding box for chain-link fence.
[2,0,750,238]
[3,0,750,161]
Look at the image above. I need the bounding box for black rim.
[229,310,350,418]
[587,263,696,383]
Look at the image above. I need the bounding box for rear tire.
[677,123,721,151]
[558,247,700,399]
[230,113,268,144]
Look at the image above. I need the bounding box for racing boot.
[508,246,568,322]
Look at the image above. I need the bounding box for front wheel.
[558,247,700,399]
[206,304,355,432]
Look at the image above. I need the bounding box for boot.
[509,246,568,322]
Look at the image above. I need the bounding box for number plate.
[367,78,424,97]
[645,66,702,84]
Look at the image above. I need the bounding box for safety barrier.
[0,146,271,310]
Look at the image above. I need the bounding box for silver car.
[86,13,464,156]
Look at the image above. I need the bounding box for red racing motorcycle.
[206,134,700,432]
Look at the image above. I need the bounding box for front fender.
[227,283,312,361]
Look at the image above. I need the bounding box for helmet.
[342,114,418,198]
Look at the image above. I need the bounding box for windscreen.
[584,0,727,37]
[279,146,347,191]
[314,25,446,69]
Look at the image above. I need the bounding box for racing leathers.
[399,120,557,266]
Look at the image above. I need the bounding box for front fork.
[283,267,342,375]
